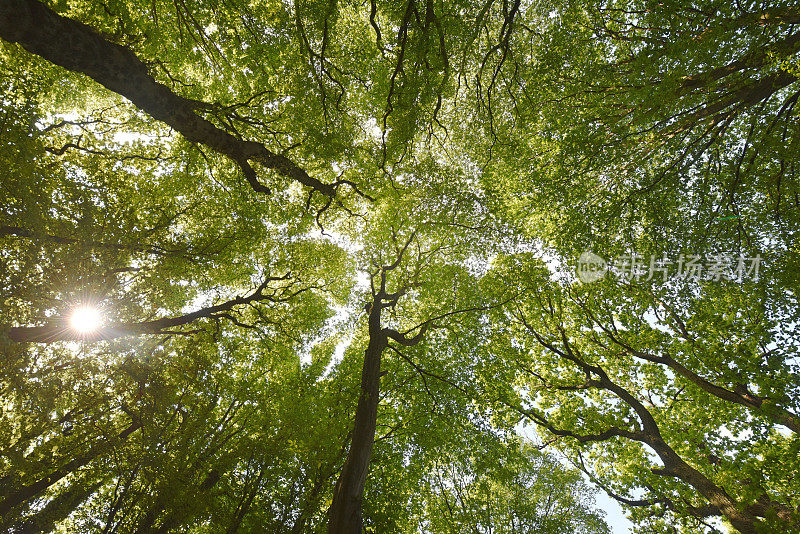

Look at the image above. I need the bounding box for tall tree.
[3,0,797,533]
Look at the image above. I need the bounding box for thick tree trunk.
[327,236,423,533]
[327,301,386,534]
[0,0,333,196]
[0,420,140,519]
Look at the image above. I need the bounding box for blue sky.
[596,491,633,534]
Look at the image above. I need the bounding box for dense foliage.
[1,0,798,533]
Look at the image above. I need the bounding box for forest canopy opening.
[69,305,102,334]
[1,0,798,533]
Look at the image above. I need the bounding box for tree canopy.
[1,0,798,533]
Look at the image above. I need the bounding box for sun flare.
[69,306,102,334]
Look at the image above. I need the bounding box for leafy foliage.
[1,0,798,533]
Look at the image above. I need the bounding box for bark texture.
[327,300,386,534]
[328,241,427,533]
[0,0,333,196]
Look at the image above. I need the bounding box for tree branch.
[0,0,334,197]
[6,273,295,343]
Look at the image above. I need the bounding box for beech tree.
[1,0,798,533]
[462,1,800,532]
[481,255,799,534]
[1,0,607,533]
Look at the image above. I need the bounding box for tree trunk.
[327,301,386,534]
[0,0,333,196]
